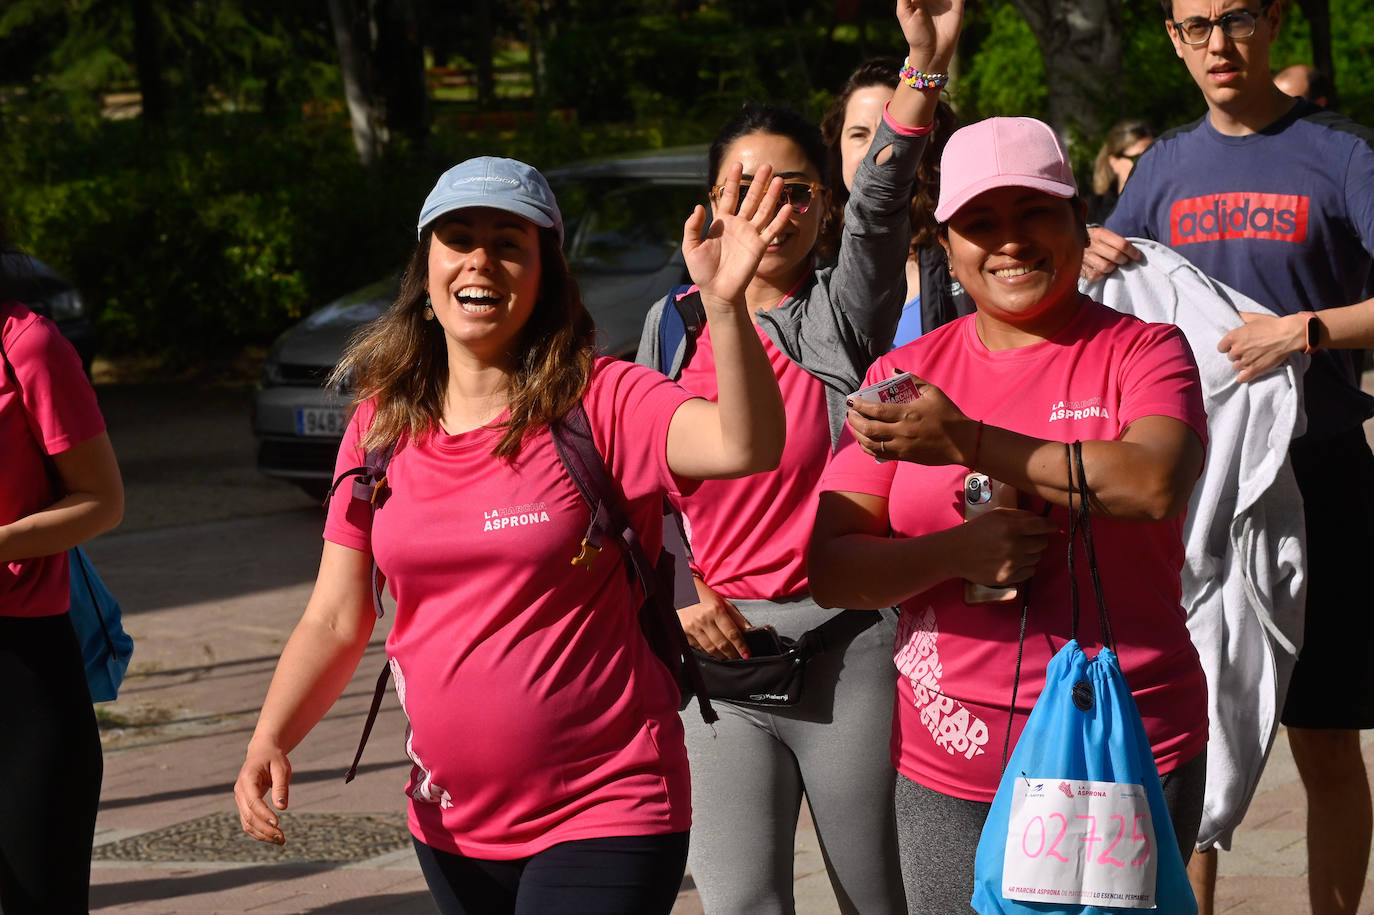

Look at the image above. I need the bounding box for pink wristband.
[882,100,935,137]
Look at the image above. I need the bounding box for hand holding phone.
[742,625,785,658]
[962,472,1020,604]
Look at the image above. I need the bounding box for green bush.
[3,113,440,361]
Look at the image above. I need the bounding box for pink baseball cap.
[933,117,1078,223]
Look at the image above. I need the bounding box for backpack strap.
[335,438,398,784]
[328,440,396,619]
[552,400,717,725]
[656,286,705,378]
[344,660,394,783]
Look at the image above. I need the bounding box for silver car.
[253,146,709,498]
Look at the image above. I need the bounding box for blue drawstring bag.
[68,545,134,702]
[0,332,134,704]
[971,443,1196,914]
[971,641,1195,913]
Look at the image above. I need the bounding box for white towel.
[1082,239,1307,850]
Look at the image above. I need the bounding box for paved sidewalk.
[83,507,1374,913]
[77,381,1374,913]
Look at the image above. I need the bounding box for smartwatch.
[1301,311,1321,355]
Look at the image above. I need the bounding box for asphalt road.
[98,382,320,535]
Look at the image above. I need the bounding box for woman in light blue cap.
[234,155,792,914]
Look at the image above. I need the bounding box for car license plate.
[295,407,346,437]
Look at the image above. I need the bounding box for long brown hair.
[819,57,957,262]
[332,225,597,460]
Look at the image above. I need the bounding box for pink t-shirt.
[673,322,831,599]
[324,357,695,859]
[821,300,1210,803]
[1,302,106,618]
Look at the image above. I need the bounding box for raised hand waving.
[897,0,964,72]
[681,162,793,312]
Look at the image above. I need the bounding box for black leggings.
[413,831,689,915]
[0,614,103,914]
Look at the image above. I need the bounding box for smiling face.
[426,207,542,367]
[712,131,826,287]
[1167,0,1282,120]
[838,84,894,191]
[941,186,1087,347]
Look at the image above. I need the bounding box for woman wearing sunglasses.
[636,2,963,912]
[1087,119,1155,225]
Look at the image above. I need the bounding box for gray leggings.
[894,749,1208,914]
[682,596,906,915]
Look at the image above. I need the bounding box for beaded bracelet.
[900,57,949,92]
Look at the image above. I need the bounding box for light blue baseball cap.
[417,156,564,243]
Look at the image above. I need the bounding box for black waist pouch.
[689,610,880,708]
[692,640,808,706]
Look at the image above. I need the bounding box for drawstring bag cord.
[998,441,1110,775]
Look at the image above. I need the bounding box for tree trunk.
[522,0,545,114]
[131,0,167,126]
[375,0,427,146]
[327,0,427,166]
[777,0,813,98]
[328,0,386,165]
[1295,0,1333,94]
[473,0,495,109]
[1011,0,1123,144]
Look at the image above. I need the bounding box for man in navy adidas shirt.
[1085,1,1374,913]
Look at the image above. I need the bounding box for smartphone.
[848,371,920,406]
[742,625,785,658]
[962,472,1019,604]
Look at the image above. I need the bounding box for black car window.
[558,180,703,275]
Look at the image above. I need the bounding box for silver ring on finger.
[879,440,887,455]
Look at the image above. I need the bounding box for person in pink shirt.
[232,157,789,914]
[633,3,964,911]
[1,227,125,912]
[808,116,1211,913]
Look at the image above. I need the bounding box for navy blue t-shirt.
[1108,100,1374,441]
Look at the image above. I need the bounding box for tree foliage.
[0,0,1370,364]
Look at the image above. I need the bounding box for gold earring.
[422,295,435,321]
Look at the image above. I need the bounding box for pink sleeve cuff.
[883,100,935,137]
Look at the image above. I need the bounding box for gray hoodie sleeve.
[758,117,926,398]
[636,293,670,373]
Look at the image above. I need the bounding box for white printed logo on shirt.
[390,656,454,809]
[1047,397,1110,423]
[481,500,552,532]
[894,607,990,761]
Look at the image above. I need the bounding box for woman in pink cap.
[233,155,790,914]
[808,116,1210,911]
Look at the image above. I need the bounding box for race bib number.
[1002,778,1157,908]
